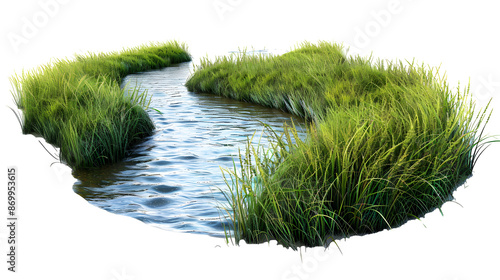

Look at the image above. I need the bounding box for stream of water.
[73,61,305,237]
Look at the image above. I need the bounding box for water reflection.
[73,61,306,237]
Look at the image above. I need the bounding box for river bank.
[2,58,500,280]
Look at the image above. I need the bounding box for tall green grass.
[187,41,495,248]
[11,41,191,169]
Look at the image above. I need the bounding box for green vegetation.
[186,41,494,248]
[12,41,191,169]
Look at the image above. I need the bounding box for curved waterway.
[73,61,306,237]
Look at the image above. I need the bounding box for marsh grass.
[11,41,191,169]
[187,41,495,249]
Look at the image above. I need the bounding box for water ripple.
[73,61,306,237]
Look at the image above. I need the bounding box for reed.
[12,41,191,169]
[187,41,495,249]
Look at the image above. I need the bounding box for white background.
[1,0,499,279]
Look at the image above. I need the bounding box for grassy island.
[186,41,493,248]
[12,41,191,169]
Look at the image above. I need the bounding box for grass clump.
[186,41,494,249]
[11,41,191,169]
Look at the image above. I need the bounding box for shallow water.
[73,61,306,237]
